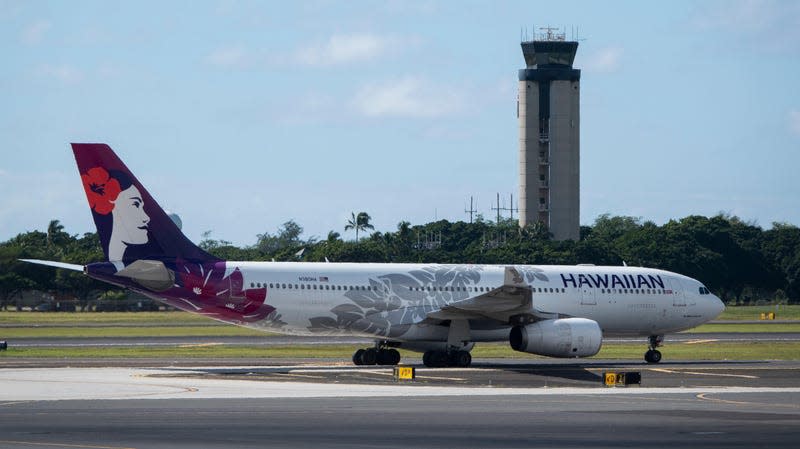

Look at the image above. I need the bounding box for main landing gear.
[644,335,663,363]
[352,341,401,366]
[422,350,472,368]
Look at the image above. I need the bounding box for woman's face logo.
[113,185,150,244]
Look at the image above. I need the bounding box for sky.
[1,0,799,246]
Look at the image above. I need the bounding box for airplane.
[23,143,725,367]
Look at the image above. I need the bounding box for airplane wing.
[20,259,84,271]
[425,266,555,324]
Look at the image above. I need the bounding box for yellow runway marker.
[683,339,720,345]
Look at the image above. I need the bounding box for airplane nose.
[708,295,725,319]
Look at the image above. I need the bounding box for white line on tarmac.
[648,368,759,379]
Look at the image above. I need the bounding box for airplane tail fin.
[71,143,217,264]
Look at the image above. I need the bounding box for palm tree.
[46,219,65,247]
[345,212,375,242]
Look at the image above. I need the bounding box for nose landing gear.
[644,335,663,363]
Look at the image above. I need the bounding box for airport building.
[518,28,580,241]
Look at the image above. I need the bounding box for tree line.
[1,213,798,310]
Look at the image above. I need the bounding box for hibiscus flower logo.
[174,260,274,322]
[81,167,121,215]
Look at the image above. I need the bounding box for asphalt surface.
[1,393,798,449]
[158,359,800,388]
[1,361,799,449]
[2,323,799,448]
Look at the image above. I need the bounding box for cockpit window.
[698,286,710,295]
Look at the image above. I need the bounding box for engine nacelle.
[509,318,602,358]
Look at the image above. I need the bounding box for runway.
[0,361,799,448]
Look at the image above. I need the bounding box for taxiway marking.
[649,368,758,379]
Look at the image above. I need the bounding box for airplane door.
[668,277,686,307]
[580,286,596,305]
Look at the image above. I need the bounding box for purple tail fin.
[72,143,217,264]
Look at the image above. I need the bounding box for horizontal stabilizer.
[20,259,84,272]
[114,259,175,292]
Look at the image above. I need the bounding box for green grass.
[0,345,360,359]
[718,305,800,321]
[2,341,799,361]
[0,325,270,338]
[686,323,800,333]
[0,311,215,325]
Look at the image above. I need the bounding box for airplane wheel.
[376,349,400,365]
[451,351,471,367]
[423,350,448,367]
[352,349,365,366]
[431,351,449,367]
[422,350,434,367]
[387,349,401,365]
[361,348,378,365]
[650,349,662,363]
[644,349,662,364]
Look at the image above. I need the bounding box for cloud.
[295,33,407,67]
[204,45,252,68]
[20,19,51,44]
[790,109,800,136]
[583,47,623,73]
[351,77,466,118]
[37,64,83,84]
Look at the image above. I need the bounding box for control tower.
[518,27,580,241]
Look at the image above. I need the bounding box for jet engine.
[509,318,602,358]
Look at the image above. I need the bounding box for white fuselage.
[181,262,724,343]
